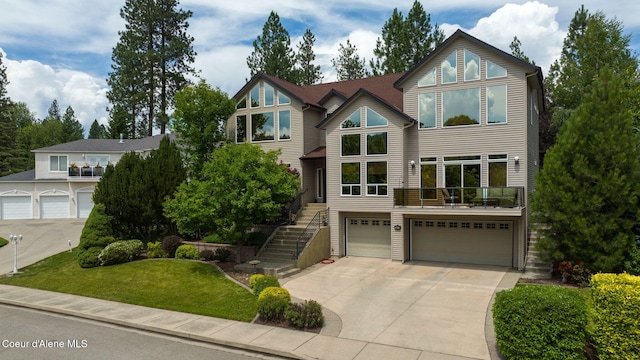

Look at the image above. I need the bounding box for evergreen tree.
[509,36,533,64]
[332,40,369,81]
[108,0,196,137]
[88,120,108,139]
[247,11,298,84]
[296,29,323,85]
[532,68,640,273]
[0,52,8,107]
[43,99,62,123]
[61,106,85,141]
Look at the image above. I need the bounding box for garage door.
[77,192,94,218]
[0,196,32,219]
[40,196,69,219]
[411,220,512,266]
[346,218,391,258]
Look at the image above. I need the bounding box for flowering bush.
[99,240,144,266]
[558,260,592,287]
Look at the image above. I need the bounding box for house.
[233,29,544,270]
[0,134,172,220]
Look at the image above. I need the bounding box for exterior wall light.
[410,160,416,168]
[514,156,520,164]
[393,224,402,231]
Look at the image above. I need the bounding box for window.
[341,108,361,128]
[251,112,274,141]
[366,107,387,127]
[383,220,391,226]
[350,219,358,225]
[278,110,291,140]
[418,92,436,128]
[372,220,380,226]
[443,88,480,126]
[414,221,423,227]
[341,134,360,156]
[250,84,260,107]
[87,155,109,167]
[442,51,457,84]
[366,161,387,196]
[418,68,436,87]
[264,83,274,107]
[486,60,507,78]
[236,96,246,109]
[444,155,480,203]
[366,132,387,155]
[487,85,507,124]
[464,50,480,81]
[278,92,290,105]
[488,154,507,187]
[361,220,369,225]
[420,157,437,199]
[341,163,361,196]
[236,115,246,143]
[49,155,67,172]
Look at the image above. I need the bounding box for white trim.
[418,92,437,129]
[365,107,388,128]
[340,133,361,157]
[486,84,508,125]
[463,49,480,82]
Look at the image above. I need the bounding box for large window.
[49,155,68,172]
[442,51,457,84]
[488,154,507,186]
[443,88,480,126]
[236,115,246,143]
[420,157,437,199]
[418,68,436,87]
[341,163,361,196]
[486,60,507,78]
[278,110,290,140]
[250,84,260,107]
[87,155,109,167]
[444,155,481,203]
[341,108,361,128]
[264,83,274,107]
[366,107,387,127]
[366,132,387,155]
[341,134,360,156]
[366,161,387,196]
[464,50,480,81]
[278,92,290,105]
[251,112,274,141]
[487,85,507,124]
[418,92,436,129]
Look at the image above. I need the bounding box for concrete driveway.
[282,257,517,360]
[0,219,86,274]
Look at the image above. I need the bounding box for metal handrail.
[295,208,327,259]
[393,186,524,208]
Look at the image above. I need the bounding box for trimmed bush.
[146,241,167,258]
[249,274,264,289]
[213,247,231,262]
[99,240,144,266]
[161,235,183,258]
[257,287,291,321]
[199,249,215,261]
[285,300,324,329]
[0,237,8,247]
[493,285,588,360]
[78,203,114,250]
[589,273,640,360]
[77,246,103,268]
[252,275,280,296]
[175,244,199,260]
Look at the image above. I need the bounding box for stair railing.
[295,208,327,259]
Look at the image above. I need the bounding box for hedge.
[589,273,640,359]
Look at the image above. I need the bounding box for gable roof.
[32,134,175,153]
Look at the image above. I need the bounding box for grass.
[0,237,8,247]
[0,250,257,322]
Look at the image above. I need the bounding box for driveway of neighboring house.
[281,256,514,360]
[0,219,86,274]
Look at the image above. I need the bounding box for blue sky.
[1,0,639,134]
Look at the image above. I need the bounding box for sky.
[1,0,639,135]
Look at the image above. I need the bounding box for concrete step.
[278,267,301,279]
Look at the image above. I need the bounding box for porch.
[393,186,524,208]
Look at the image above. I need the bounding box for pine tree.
[247,11,298,84]
[61,106,85,141]
[332,40,369,81]
[88,120,108,139]
[509,36,533,64]
[296,29,323,85]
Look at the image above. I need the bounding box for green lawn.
[0,251,257,322]
[0,237,8,247]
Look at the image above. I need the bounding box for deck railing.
[393,187,523,208]
[68,166,103,178]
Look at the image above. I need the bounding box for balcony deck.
[393,187,523,209]
[68,166,103,179]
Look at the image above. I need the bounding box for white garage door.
[40,196,69,219]
[411,220,513,266]
[77,192,94,218]
[1,196,32,219]
[346,218,391,258]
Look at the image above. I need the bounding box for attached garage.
[346,217,391,258]
[40,195,69,219]
[76,192,94,218]
[0,196,32,219]
[411,219,513,267]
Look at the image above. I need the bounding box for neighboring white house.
[0,134,172,220]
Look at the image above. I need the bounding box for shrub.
[557,260,592,287]
[249,274,264,289]
[199,249,215,261]
[213,247,232,262]
[257,287,291,321]
[78,203,114,250]
[589,273,640,360]
[175,244,199,260]
[0,237,8,247]
[202,233,233,244]
[252,275,280,296]
[146,241,166,258]
[77,247,103,268]
[493,284,588,360]
[285,300,324,329]
[246,231,268,247]
[99,240,144,266]
[161,235,183,258]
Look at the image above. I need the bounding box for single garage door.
[40,196,69,219]
[346,218,391,258]
[77,192,94,218]
[411,219,513,266]
[1,196,32,219]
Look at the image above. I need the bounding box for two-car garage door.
[411,219,513,267]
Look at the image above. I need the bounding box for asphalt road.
[0,304,285,360]
[0,219,86,275]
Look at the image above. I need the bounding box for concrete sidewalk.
[0,258,520,360]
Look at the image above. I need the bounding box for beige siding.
[303,108,325,154]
